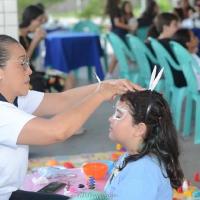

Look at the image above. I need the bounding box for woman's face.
[108,101,138,146]
[0,43,32,98]
[29,15,44,32]
[186,31,199,53]
[124,2,132,14]
[181,0,189,8]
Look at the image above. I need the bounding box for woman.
[105,0,135,79]
[137,1,159,28]
[121,1,138,34]
[0,34,139,200]
[19,5,47,92]
[19,5,46,71]
[105,90,184,200]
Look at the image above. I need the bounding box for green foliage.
[18,0,173,20]
[79,0,106,18]
[157,0,172,12]
[18,0,65,17]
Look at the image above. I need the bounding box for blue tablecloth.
[45,31,104,80]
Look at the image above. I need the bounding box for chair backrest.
[126,34,157,87]
[106,32,135,79]
[72,20,100,34]
[148,37,181,87]
[136,26,149,41]
[170,41,199,91]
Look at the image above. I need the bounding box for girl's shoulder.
[124,155,166,179]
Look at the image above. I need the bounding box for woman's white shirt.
[0,90,44,200]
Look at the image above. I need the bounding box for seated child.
[104,89,184,200]
[172,28,200,90]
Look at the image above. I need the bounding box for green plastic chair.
[106,32,139,82]
[170,41,200,144]
[126,34,164,90]
[148,37,188,131]
[72,191,109,200]
[136,26,149,41]
[72,20,101,34]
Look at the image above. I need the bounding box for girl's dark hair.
[20,5,44,28]
[105,0,121,17]
[172,28,191,49]
[154,12,179,34]
[0,35,19,68]
[119,90,184,189]
[147,24,159,38]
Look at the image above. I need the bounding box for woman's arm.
[114,18,131,31]
[33,80,139,117]
[17,80,136,145]
[33,83,99,117]
[26,28,46,58]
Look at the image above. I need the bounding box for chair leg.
[87,66,93,82]
[194,100,200,144]
[182,94,193,137]
[171,89,185,131]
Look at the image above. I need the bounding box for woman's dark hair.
[20,5,44,28]
[118,90,184,189]
[172,28,191,49]
[121,1,134,17]
[105,0,121,17]
[36,3,45,11]
[173,8,184,21]
[154,12,179,34]
[141,1,158,19]
[0,35,19,68]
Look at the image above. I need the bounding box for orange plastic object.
[46,159,59,166]
[82,162,108,180]
[111,152,123,161]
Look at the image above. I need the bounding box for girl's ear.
[0,68,4,80]
[135,122,147,138]
[162,24,168,32]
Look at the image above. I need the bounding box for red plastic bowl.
[82,162,108,180]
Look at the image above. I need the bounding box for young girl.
[105,90,184,200]
[172,28,200,90]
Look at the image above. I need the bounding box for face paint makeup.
[111,106,129,121]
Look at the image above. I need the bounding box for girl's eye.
[21,61,26,66]
[113,111,123,119]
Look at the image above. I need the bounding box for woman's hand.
[33,27,46,43]
[97,79,143,101]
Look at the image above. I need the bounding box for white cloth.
[0,90,44,200]
[192,54,200,90]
